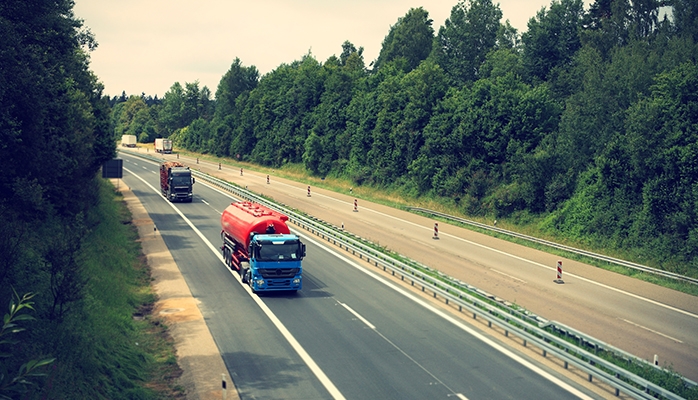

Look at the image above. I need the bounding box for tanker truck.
[160,161,194,202]
[221,202,306,293]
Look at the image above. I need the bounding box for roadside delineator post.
[654,355,659,365]
[196,157,199,164]
[433,223,439,240]
[218,162,221,170]
[554,260,564,284]
[240,168,243,176]
[307,185,311,197]
[222,374,227,400]
[177,153,179,159]
[341,222,344,230]
[353,199,358,212]
[267,175,270,184]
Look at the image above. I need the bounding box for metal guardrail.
[120,151,694,399]
[408,207,698,286]
[192,170,693,400]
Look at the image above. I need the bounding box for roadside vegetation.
[1,180,183,399]
[1,1,181,396]
[113,0,698,281]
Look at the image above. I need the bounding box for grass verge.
[36,179,184,399]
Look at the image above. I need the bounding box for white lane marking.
[119,151,696,320]
[338,301,467,399]
[489,268,527,284]
[201,199,210,206]
[124,166,346,400]
[338,302,375,330]
[619,318,683,343]
[274,181,698,321]
[455,394,469,400]
[298,232,594,400]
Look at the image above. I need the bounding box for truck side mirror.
[300,243,306,258]
[192,177,195,184]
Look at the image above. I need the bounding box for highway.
[119,151,598,399]
[141,151,698,385]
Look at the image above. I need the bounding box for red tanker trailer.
[221,202,305,292]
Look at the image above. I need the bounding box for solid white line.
[277,181,698,321]
[124,166,346,400]
[298,232,594,400]
[619,318,683,343]
[121,150,696,320]
[338,302,376,330]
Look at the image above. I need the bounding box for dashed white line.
[338,302,375,329]
[620,318,683,343]
[489,268,527,283]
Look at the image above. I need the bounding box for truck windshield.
[171,176,190,186]
[257,243,300,261]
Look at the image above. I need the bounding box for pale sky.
[73,0,580,98]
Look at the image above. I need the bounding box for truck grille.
[259,268,299,279]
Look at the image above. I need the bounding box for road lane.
[119,152,598,399]
[141,150,698,382]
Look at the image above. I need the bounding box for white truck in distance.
[155,138,173,154]
[121,134,137,147]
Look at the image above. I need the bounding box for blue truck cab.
[244,233,305,292]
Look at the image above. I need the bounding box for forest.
[1,0,697,397]
[113,0,698,275]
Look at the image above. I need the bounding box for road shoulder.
[118,181,239,400]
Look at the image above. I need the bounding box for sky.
[72,0,581,99]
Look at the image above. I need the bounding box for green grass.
[35,179,184,399]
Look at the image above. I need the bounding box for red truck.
[221,202,306,292]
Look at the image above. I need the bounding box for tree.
[214,58,259,120]
[522,0,585,82]
[435,0,503,85]
[373,7,434,71]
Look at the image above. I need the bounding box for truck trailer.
[221,202,306,293]
[160,161,194,202]
[155,138,173,154]
[121,134,137,147]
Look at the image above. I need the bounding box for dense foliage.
[121,0,696,274]
[0,1,174,398]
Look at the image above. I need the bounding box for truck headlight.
[292,278,301,285]
[255,279,265,286]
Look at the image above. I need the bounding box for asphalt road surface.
[119,152,601,399]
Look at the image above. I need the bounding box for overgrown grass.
[34,179,183,399]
